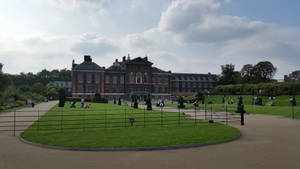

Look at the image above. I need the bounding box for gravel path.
[0,102,300,169]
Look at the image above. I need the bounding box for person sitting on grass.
[70,100,76,108]
[85,103,90,109]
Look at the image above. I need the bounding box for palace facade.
[72,55,218,100]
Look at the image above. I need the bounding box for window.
[78,73,83,83]
[113,75,117,84]
[95,74,100,84]
[105,75,110,84]
[130,72,134,83]
[144,72,148,83]
[176,82,179,88]
[182,82,186,88]
[120,76,124,84]
[87,73,92,83]
[77,85,83,93]
[136,72,142,84]
[152,77,156,84]
[158,77,162,84]
[165,78,168,85]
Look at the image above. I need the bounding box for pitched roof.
[152,67,170,73]
[126,57,153,65]
[73,61,104,71]
[106,63,125,72]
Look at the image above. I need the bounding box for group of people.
[69,98,91,109]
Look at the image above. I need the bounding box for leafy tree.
[146,94,152,110]
[0,64,12,91]
[0,63,3,74]
[195,91,204,102]
[241,64,254,83]
[58,88,66,107]
[19,85,32,93]
[32,82,46,96]
[219,64,241,85]
[251,61,277,83]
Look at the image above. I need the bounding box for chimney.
[127,53,130,60]
[144,56,148,61]
[115,59,118,63]
[123,56,126,62]
[84,55,92,62]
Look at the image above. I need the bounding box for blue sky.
[0,0,299,79]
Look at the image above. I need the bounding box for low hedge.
[214,82,300,96]
[66,97,108,103]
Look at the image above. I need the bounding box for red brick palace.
[72,55,218,100]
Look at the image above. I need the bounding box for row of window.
[152,77,169,85]
[77,73,100,84]
[77,85,101,93]
[172,76,215,81]
[175,82,216,88]
[105,75,125,84]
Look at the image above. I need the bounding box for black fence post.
[60,109,63,131]
[205,103,207,120]
[241,110,245,125]
[210,104,213,121]
[144,108,146,128]
[124,108,127,128]
[178,108,181,126]
[194,107,197,126]
[13,110,16,136]
[226,107,228,125]
[105,109,107,129]
[161,108,163,127]
[37,109,40,132]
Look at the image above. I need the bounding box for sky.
[0,0,299,79]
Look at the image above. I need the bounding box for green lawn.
[21,103,239,148]
[164,103,300,119]
[202,95,299,106]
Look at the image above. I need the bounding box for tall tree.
[219,64,241,85]
[0,63,12,91]
[0,63,3,74]
[252,61,277,83]
[240,64,254,83]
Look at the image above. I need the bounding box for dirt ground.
[0,101,300,169]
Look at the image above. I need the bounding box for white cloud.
[158,0,267,45]
[46,0,111,10]
[71,33,120,56]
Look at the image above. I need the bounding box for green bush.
[178,96,185,108]
[58,88,66,107]
[15,100,25,107]
[214,82,300,96]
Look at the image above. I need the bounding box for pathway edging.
[19,131,241,151]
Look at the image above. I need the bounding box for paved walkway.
[0,102,300,169]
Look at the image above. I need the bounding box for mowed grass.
[202,95,300,106]
[21,103,239,148]
[165,102,300,119]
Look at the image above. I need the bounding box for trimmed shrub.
[15,100,25,107]
[58,88,66,107]
[178,96,185,108]
[118,98,121,105]
[146,94,152,110]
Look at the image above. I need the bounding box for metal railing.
[0,105,243,136]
